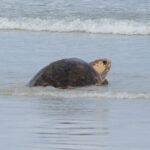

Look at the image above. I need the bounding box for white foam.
[0,17,150,35]
[0,87,150,100]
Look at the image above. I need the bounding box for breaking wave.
[0,87,150,100]
[0,17,150,35]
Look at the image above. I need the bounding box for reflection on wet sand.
[33,98,109,150]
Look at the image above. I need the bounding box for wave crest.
[0,17,150,35]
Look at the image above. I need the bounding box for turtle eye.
[103,60,107,65]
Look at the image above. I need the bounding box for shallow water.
[0,31,150,150]
[0,0,150,149]
[1,96,150,150]
[0,31,150,97]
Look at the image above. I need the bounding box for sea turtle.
[29,58,111,89]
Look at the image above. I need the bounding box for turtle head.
[90,58,111,80]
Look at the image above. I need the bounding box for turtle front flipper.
[101,79,108,85]
[96,79,108,86]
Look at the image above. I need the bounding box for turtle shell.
[29,58,101,88]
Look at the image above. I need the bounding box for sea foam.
[0,17,150,35]
[1,87,150,100]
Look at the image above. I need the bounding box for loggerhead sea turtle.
[29,58,111,89]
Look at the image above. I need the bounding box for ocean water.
[0,0,150,35]
[0,0,150,150]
